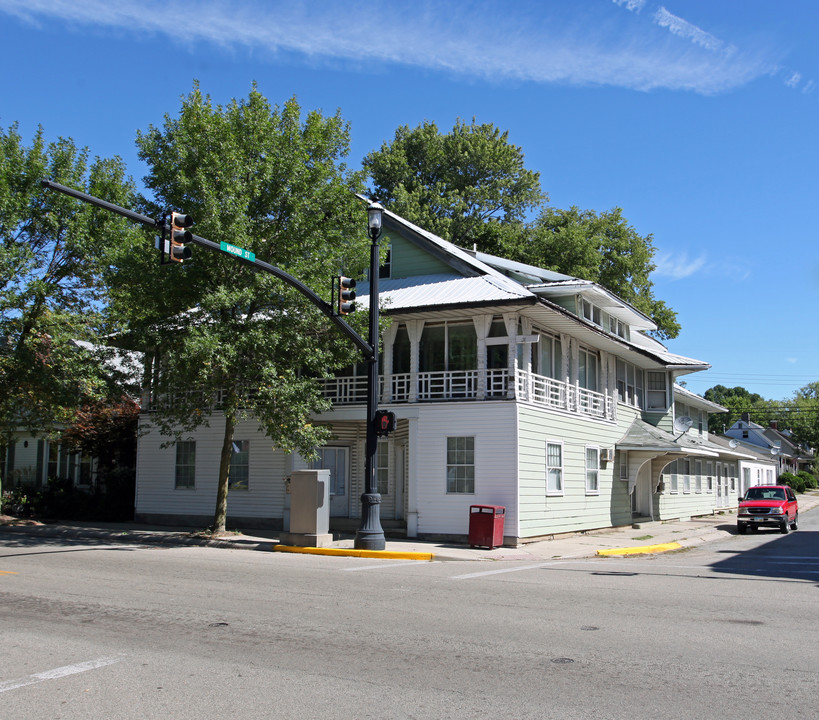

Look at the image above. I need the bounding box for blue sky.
[1,0,817,400]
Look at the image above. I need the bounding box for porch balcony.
[320,367,614,421]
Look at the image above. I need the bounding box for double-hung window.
[646,371,668,410]
[229,440,249,490]
[546,442,563,495]
[175,441,196,489]
[585,447,600,494]
[377,440,389,495]
[446,437,474,494]
[578,349,599,392]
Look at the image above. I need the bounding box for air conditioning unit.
[601,448,616,462]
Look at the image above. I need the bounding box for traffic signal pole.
[42,179,387,550]
[40,180,373,358]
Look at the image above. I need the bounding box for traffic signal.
[337,276,357,315]
[169,211,193,263]
[375,410,396,437]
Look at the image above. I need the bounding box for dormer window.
[582,299,601,326]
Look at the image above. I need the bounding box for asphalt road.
[1,513,817,720]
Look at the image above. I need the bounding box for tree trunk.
[213,410,235,533]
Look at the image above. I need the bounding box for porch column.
[473,315,492,399]
[381,321,398,403]
[503,313,518,399]
[406,416,420,537]
[406,319,424,403]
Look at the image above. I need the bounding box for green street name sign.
[220,241,255,262]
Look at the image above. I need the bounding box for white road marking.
[343,560,436,571]
[451,562,568,580]
[0,655,124,694]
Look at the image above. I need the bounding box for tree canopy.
[363,118,545,255]
[106,84,370,531]
[363,119,679,338]
[0,123,138,451]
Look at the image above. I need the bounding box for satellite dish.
[673,416,694,434]
[729,439,738,449]
[770,447,778,455]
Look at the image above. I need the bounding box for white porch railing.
[321,368,613,420]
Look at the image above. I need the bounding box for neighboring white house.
[725,413,815,477]
[708,434,778,496]
[134,205,748,544]
[2,341,142,493]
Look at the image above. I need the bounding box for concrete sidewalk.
[2,490,817,561]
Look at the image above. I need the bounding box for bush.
[779,472,805,493]
[797,470,818,490]
[1,470,135,521]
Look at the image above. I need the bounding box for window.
[446,437,474,494]
[695,460,703,492]
[668,460,678,493]
[379,245,391,279]
[582,299,601,326]
[585,447,600,494]
[646,371,667,410]
[616,359,644,408]
[546,442,563,495]
[578,349,599,392]
[175,441,196,489]
[619,451,629,481]
[682,458,691,493]
[706,461,714,492]
[229,440,249,490]
[532,333,562,380]
[377,441,389,495]
[420,323,477,373]
[393,325,411,374]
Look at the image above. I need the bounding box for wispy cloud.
[653,7,733,55]
[615,0,812,93]
[653,251,707,280]
[0,0,786,95]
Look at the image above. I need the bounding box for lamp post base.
[354,492,386,550]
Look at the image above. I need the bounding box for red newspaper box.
[468,505,505,549]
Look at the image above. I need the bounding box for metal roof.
[354,273,533,312]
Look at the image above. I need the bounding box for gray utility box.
[280,469,332,547]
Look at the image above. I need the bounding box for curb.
[597,541,682,557]
[272,545,434,561]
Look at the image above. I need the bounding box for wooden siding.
[409,401,519,537]
[387,231,453,279]
[136,415,288,523]
[517,404,638,537]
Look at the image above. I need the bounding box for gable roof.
[357,199,710,373]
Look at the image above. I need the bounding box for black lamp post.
[355,200,386,550]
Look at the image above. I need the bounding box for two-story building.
[134,205,746,544]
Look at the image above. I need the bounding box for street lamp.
[355,200,386,550]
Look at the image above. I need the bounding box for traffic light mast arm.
[40,179,375,359]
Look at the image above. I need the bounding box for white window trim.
[446,435,475,495]
[546,440,564,496]
[585,445,600,495]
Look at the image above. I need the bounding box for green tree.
[703,385,767,434]
[363,119,545,255]
[109,84,369,532]
[510,206,680,339]
[786,381,819,451]
[364,120,680,339]
[0,123,137,492]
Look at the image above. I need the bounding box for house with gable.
[134,205,747,543]
[725,413,815,477]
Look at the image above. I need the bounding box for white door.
[716,463,727,508]
[394,444,405,521]
[311,447,349,517]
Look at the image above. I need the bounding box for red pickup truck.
[737,485,798,534]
